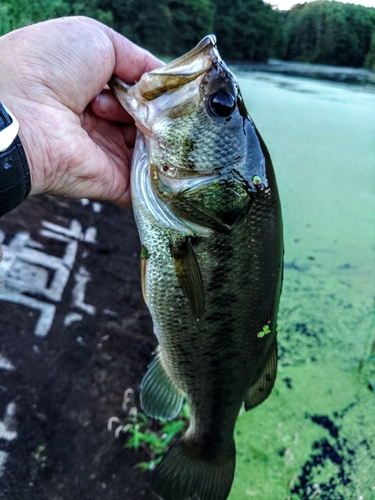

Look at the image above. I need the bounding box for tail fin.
[151,439,235,500]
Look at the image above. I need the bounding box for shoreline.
[231,59,375,86]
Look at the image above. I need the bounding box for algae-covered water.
[229,72,375,500]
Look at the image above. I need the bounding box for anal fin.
[170,238,205,320]
[244,340,278,411]
[141,346,184,420]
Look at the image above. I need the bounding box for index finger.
[106,26,164,84]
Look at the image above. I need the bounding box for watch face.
[0,103,20,152]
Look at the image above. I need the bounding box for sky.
[273,0,375,10]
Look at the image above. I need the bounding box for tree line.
[281,1,375,69]
[1,0,375,70]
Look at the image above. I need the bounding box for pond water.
[229,72,375,500]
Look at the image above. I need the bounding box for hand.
[0,17,162,208]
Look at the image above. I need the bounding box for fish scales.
[110,35,283,500]
[153,109,243,172]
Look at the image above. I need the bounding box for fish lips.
[135,35,221,102]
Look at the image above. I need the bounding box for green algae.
[230,275,375,499]
[228,73,375,500]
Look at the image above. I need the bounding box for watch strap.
[0,103,31,216]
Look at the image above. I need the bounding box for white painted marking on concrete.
[102,308,118,318]
[32,345,40,354]
[41,221,97,246]
[0,245,15,281]
[71,267,96,315]
[39,230,72,243]
[64,312,83,327]
[1,219,98,337]
[0,402,18,478]
[5,249,71,302]
[84,227,97,243]
[1,228,79,302]
[0,450,9,477]
[0,356,15,371]
[41,220,82,240]
[0,290,56,337]
[79,198,102,213]
[0,402,17,441]
[92,202,102,213]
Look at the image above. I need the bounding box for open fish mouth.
[137,34,220,100]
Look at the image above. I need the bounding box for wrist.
[0,102,31,216]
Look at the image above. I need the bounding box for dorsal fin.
[244,340,278,411]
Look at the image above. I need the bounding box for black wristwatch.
[0,102,31,217]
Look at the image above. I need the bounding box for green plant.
[108,389,189,471]
[257,324,272,338]
[32,443,48,468]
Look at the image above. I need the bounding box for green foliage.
[99,0,214,56]
[1,0,374,82]
[0,0,69,35]
[32,443,48,468]
[365,30,375,70]
[98,0,168,54]
[99,0,280,61]
[257,324,272,338]
[117,402,189,471]
[213,0,282,61]
[0,0,113,36]
[281,1,375,67]
[0,4,11,35]
[166,0,214,56]
[64,0,114,25]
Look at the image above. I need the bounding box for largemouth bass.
[110,35,283,500]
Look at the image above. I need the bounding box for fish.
[110,35,283,500]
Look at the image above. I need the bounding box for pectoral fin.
[141,346,185,419]
[140,245,150,306]
[244,340,278,411]
[172,197,232,234]
[141,258,148,305]
[170,238,205,320]
[170,174,251,234]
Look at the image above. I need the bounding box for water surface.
[229,72,375,500]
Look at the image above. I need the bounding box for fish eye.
[207,90,236,118]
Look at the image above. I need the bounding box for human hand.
[0,16,162,208]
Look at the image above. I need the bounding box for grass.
[108,388,189,471]
[32,443,48,469]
